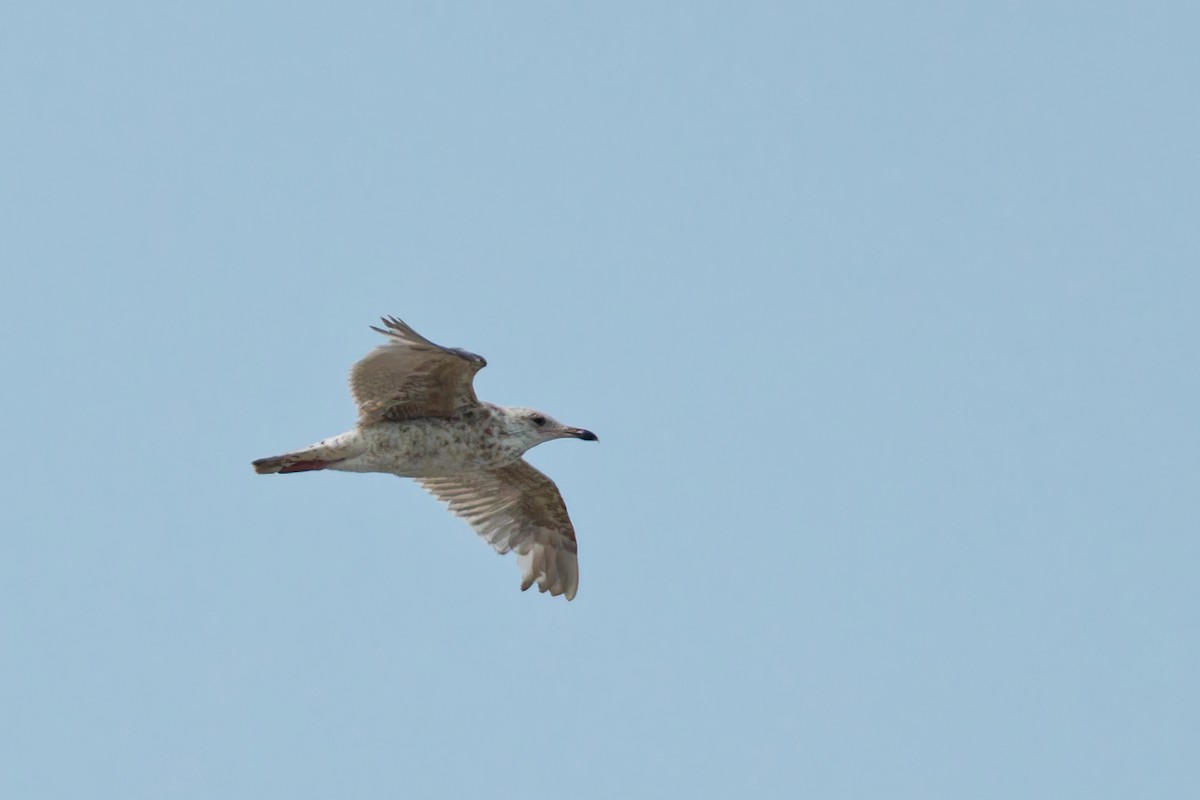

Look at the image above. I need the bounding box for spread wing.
[417,460,580,600]
[350,316,486,424]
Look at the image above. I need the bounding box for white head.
[501,406,599,453]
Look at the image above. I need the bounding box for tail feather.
[252,455,284,474]
[252,454,333,475]
[252,432,358,475]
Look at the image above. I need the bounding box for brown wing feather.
[350,316,486,423]
[417,460,580,600]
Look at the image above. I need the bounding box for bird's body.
[252,316,597,600]
[255,404,540,477]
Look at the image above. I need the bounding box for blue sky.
[2,2,1197,797]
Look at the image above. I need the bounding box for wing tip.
[517,546,579,601]
[370,315,410,338]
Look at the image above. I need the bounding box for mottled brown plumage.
[253,315,597,600]
[351,316,486,423]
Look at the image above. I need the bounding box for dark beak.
[570,428,599,442]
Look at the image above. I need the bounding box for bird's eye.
[532,415,546,426]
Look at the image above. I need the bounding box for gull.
[252,316,597,600]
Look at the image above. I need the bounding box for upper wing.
[350,316,486,424]
[417,460,581,600]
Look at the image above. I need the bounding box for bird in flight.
[252,316,597,600]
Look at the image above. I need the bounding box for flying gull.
[252,316,597,600]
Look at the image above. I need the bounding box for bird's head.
[504,407,598,450]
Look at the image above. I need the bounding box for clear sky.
[2,2,1197,798]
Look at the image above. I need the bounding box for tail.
[252,432,358,475]
[252,453,335,474]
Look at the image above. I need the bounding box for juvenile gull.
[252,316,597,600]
